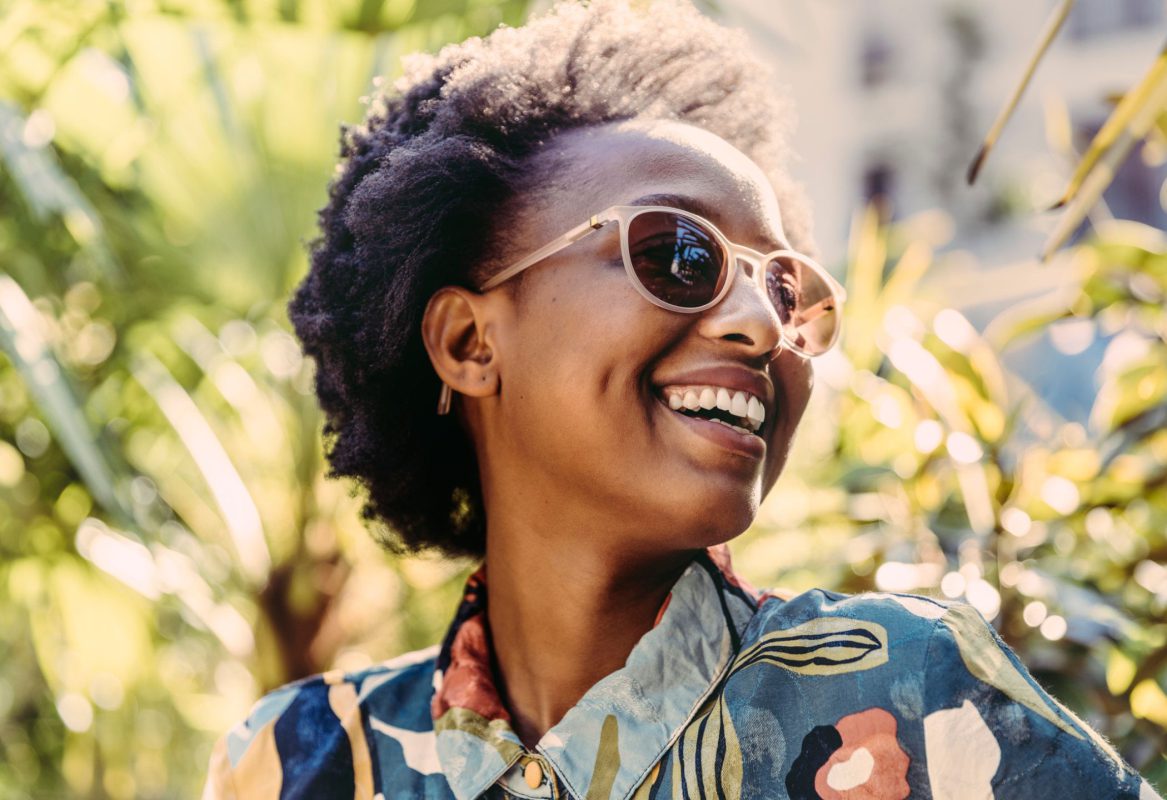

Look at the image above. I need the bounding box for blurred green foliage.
[0,1,1164,797]
[734,210,1167,784]
[0,1,527,797]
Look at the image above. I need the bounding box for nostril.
[723,333,754,346]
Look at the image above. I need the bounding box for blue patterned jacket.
[204,548,1162,799]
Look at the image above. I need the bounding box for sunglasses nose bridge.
[728,245,761,280]
[726,247,787,325]
[729,248,777,306]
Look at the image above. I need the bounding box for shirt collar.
[430,546,759,800]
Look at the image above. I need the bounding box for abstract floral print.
[204,547,1163,800]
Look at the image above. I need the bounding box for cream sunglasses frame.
[436,204,847,414]
[483,204,846,338]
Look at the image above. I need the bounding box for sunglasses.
[480,204,847,358]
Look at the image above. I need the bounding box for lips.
[657,395,768,459]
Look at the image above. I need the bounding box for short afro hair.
[289,0,813,559]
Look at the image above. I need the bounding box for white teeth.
[730,391,749,417]
[661,384,768,434]
[710,418,754,436]
[747,396,765,424]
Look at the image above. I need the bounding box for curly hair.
[288,0,814,559]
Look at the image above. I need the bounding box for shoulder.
[742,587,953,671]
[751,586,952,623]
[234,644,439,741]
[750,589,1158,797]
[203,645,440,799]
[742,586,1079,711]
[735,590,1158,797]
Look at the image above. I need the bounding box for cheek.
[766,355,813,433]
[785,360,814,422]
[503,272,671,419]
[516,267,678,373]
[762,358,813,485]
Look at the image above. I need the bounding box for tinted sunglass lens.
[626,212,727,308]
[766,254,840,356]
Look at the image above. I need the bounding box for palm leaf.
[130,351,272,584]
[879,240,934,310]
[0,274,132,526]
[1041,45,1167,260]
[880,336,995,535]
[967,0,1075,185]
[842,205,888,371]
[1050,42,1167,211]
[1043,94,1076,159]
[0,102,123,283]
[76,516,256,657]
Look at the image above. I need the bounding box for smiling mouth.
[657,385,768,439]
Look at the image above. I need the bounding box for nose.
[695,258,783,358]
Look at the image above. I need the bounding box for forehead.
[524,119,789,251]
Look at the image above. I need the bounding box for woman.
[204,1,1162,798]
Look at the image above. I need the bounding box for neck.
[483,516,698,748]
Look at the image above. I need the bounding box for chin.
[658,483,761,548]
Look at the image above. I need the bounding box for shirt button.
[523,761,544,789]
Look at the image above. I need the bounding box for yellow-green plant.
[0,2,524,797]
[1,1,1165,798]
[967,0,1167,260]
[737,207,1167,781]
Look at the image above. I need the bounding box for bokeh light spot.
[1022,600,1048,627]
[1040,476,1080,516]
[56,693,93,733]
[914,419,943,453]
[946,431,983,464]
[940,570,965,598]
[1040,614,1067,641]
[1000,507,1031,537]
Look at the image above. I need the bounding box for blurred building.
[726,0,1164,254]
[722,0,1166,425]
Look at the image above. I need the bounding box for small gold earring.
[437,381,453,415]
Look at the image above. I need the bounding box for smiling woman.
[202,1,1162,798]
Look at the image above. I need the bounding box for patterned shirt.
[203,547,1162,799]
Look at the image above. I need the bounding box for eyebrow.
[625,192,791,253]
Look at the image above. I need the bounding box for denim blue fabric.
[203,549,1162,800]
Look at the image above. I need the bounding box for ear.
[421,286,500,403]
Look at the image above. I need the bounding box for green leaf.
[0,273,132,526]
[130,350,271,584]
[1051,42,1167,211]
[0,102,122,282]
[967,0,1075,184]
[1042,43,1167,260]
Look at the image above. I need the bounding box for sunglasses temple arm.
[479,214,612,291]
[798,297,838,324]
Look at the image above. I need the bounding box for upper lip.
[652,365,776,417]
